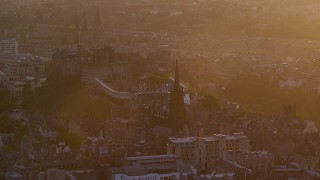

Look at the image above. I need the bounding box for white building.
[111,155,194,180]
[39,127,58,141]
[303,120,319,135]
[279,78,303,89]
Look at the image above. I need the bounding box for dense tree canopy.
[28,74,110,120]
[202,94,221,111]
[225,74,320,122]
[22,82,33,109]
[0,90,13,113]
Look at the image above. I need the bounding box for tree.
[14,124,28,139]
[202,94,221,111]
[22,82,33,109]
[0,90,13,113]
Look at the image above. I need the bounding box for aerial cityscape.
[1,0,320,179]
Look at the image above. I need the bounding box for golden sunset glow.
[0,0,320,179]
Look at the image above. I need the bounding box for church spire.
[74,14,79,32]
[73,14,80,44]
[95,5,101,26]
[168,60,188,135]
[82,12,88,32]
[174,59,180,86]
[94,4,103,41]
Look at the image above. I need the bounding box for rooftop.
[125,154,178,161]
[168,137,196,144]
[0,71,6,76]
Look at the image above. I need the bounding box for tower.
[73,14,80,45]
[169,60,188,134]
[94,4,103,42]
[82,13,88,32]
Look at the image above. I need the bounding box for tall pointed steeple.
[82,12,88,32]
[73,14,80,44]
[168,60,188,134]
[94,4,103,40]
[174,59,180,86]
[95,5,102,28]
[74,14,79,32]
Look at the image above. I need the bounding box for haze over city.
[0,0,320,179]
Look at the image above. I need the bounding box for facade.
[7,81,25,99]
[303,121,319,135]
[52,46,115,77]
[0,40,48,99]
[110,155,194,180]
[226,150,274,173]
[305,75,320,94]
[105,119,141,149]
[7,77,46,99]
[4,58,46,78]
[274,163,320,180]
[167,133,250,171]
[0,71,8,89]
[279,78,303,90]
[0,40,18,57]
[5,172,23,180]
[81,131,109,158]
[38,127,58,141]
[294,141,319,170]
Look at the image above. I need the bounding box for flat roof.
[169,137,196,143]
[125,154,178,161]
[169,134,246,144]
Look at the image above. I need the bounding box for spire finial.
[174,59,180,86]
[82,12,87,32]
[94,3,103,41]
[95,4,102,28]
[74,14,79,31]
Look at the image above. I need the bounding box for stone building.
[226,150,274,174]
[4,58,46,78]
[51,46,115,77]
[167,132,250,172]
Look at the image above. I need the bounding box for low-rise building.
[5,172,23,180]
[226,150,274,173]
[0,39,18,57]
[0,71,8,89]
[110,155,195,180]
[81,131,109,158]
[167,133,250,172]
[6,77,46,99]
[7,81,25,99]
[39,168,96,180]
[279,78,303,89]
[105,119,141,149]
[4,58,46,78]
